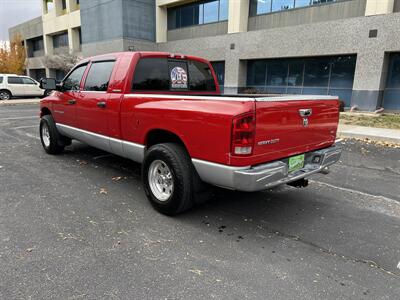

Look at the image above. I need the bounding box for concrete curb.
[338,125,400,144]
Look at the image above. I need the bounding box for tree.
[0,34,26,74]
[44,53,80,74]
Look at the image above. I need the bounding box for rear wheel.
[0,90,11,100]
[40,115,69,154]
[142,143,204,215]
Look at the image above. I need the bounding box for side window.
[84,61,115,92]
[0,76,3,84]
[8,77,24,84]
[22,78,36,85]
[132,58,169,91]
[63,64,87,91]
[188,61,216,91]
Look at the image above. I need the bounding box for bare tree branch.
[44,53,81,73]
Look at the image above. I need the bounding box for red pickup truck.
[39,51,341,215]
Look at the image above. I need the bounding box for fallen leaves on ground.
[99,188,108,195]
[350,137,400,149]
[112,176,123,181]
[189,269,203,276]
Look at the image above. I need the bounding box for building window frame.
[53,32,69,48]
[249,0,338,17]
[245,55,356,107]
[382,52,400,110]
[167,0,229,30]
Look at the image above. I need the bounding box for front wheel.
[0,90,11,100]
[43,90,52,98]
[142,143,196,215]
[40,115,67,154]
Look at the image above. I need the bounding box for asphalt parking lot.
[0,104,399,299]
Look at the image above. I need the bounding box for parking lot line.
[0,116,37,121]
[11,125,38,130]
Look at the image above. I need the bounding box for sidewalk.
[338,124,400,144]
[0,99,41,106]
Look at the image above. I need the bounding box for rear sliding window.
[132,58,216,92]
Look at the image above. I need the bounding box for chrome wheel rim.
[0,91,10,100]
[41,123,50,147]
[148,160,174,201]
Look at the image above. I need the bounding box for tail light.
[231,112,255,156]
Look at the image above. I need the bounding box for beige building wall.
[156,0,251,42]
[42,0,81,56]
[365,0,394,15]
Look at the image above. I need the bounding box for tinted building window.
[287,61,303,86]
[56,70,67,81]
[203,1,219,23]
[32,38,44,51]
[188,60,216,91]
[133,58,170,91]
[63,64,87,91]
[211,61,225,90]
[303,58,330,87]
[167,0,228,30]
[246,55,356,106]
[330,56,357,88]
[272,0,294,12]
[84,61,115,92]
[8,77,24,84]
[383,53,400,110]
[250,0,335,16]
[53,32,69,48]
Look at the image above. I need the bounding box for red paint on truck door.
[52,64,88,127]
[76,61,117,136]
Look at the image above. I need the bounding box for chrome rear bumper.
[192,144,342,192]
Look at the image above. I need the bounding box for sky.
[0,0,42,41]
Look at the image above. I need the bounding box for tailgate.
[253,96,339,162]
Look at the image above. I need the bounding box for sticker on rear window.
[170,67,188,89]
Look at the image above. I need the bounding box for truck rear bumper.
[192,144,342,192]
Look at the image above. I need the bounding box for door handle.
[67,99,76,105]
[97,101,106,108]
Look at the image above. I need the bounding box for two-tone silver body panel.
[56,123,341,193]
[56,124,145,163]
[192,144,342,192]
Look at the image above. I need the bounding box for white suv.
[0,74,50,100]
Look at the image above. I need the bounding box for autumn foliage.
[0,34,26,75]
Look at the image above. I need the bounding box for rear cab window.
[0,76,3,84]
[132,57,216,92]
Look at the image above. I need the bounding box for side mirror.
[40,78,57,90]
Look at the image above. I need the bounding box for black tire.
[42,90,52,98]
[142,143,203,215]
[0,90,12,100]
[39,115,67,154]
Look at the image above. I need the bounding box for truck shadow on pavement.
[64,141,332,244]
[54,142,400,277]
